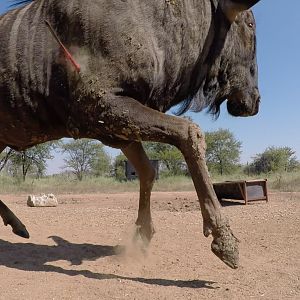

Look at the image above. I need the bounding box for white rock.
[27,194,58,207]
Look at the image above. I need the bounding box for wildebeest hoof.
[211,221,239,269]
[7,218,30,239]
[134,223,155,246]
[0,200,30,239]
[203,224,213,237]
[12,226,30,239]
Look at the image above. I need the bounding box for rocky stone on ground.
[27,194,58,207]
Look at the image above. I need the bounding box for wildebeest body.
[0,0,261,269]
[1,0,209,147]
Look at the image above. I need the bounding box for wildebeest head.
[217,9,260,117]
[186,0,261,118]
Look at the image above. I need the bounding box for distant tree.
[0,148,13,172]
[59,139,109,181]
[205,129,242,175]
[91,148,111,177]
[114,153,127,181]
[143,142,187,176]
[247,146,299,174]
[7,143,54,181]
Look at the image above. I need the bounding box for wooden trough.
[125,160,159,180]
[213,179,268,205]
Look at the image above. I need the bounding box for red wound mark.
[45,20,81,73]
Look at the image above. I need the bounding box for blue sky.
[0,1,299,173]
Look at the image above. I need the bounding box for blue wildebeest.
[0,0,261,268]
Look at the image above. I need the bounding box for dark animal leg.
[0,200,29,238]
[122,142,156,245]
[0,145,29,238]
[75,78,239,268]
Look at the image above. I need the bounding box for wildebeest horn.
[220,0,261,22]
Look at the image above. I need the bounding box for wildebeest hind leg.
[0,145,29,238]
[122,142,156,245]
[0,200,29,238]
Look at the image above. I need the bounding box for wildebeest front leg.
[75,80,238,268]
[122,142,156,244]
[179,125,239,268]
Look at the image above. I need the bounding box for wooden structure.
[125,160,159,180]
[213,179,268,205]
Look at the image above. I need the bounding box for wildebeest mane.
[175,3,229,118]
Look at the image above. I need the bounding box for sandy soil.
[0,191,299,300]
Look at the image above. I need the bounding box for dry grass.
[0,170,299,195]
[268,171,300,192]
[0,174,194,195]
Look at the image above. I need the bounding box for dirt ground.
[0,191,299,300]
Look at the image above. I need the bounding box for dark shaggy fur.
[0,0,260,150]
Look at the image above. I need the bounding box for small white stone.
[27,194,58,207]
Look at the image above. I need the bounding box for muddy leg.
[179,125,239,268]
[122,142,156,244]
[74,80,239,268]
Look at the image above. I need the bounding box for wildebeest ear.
[220,0,261,22]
